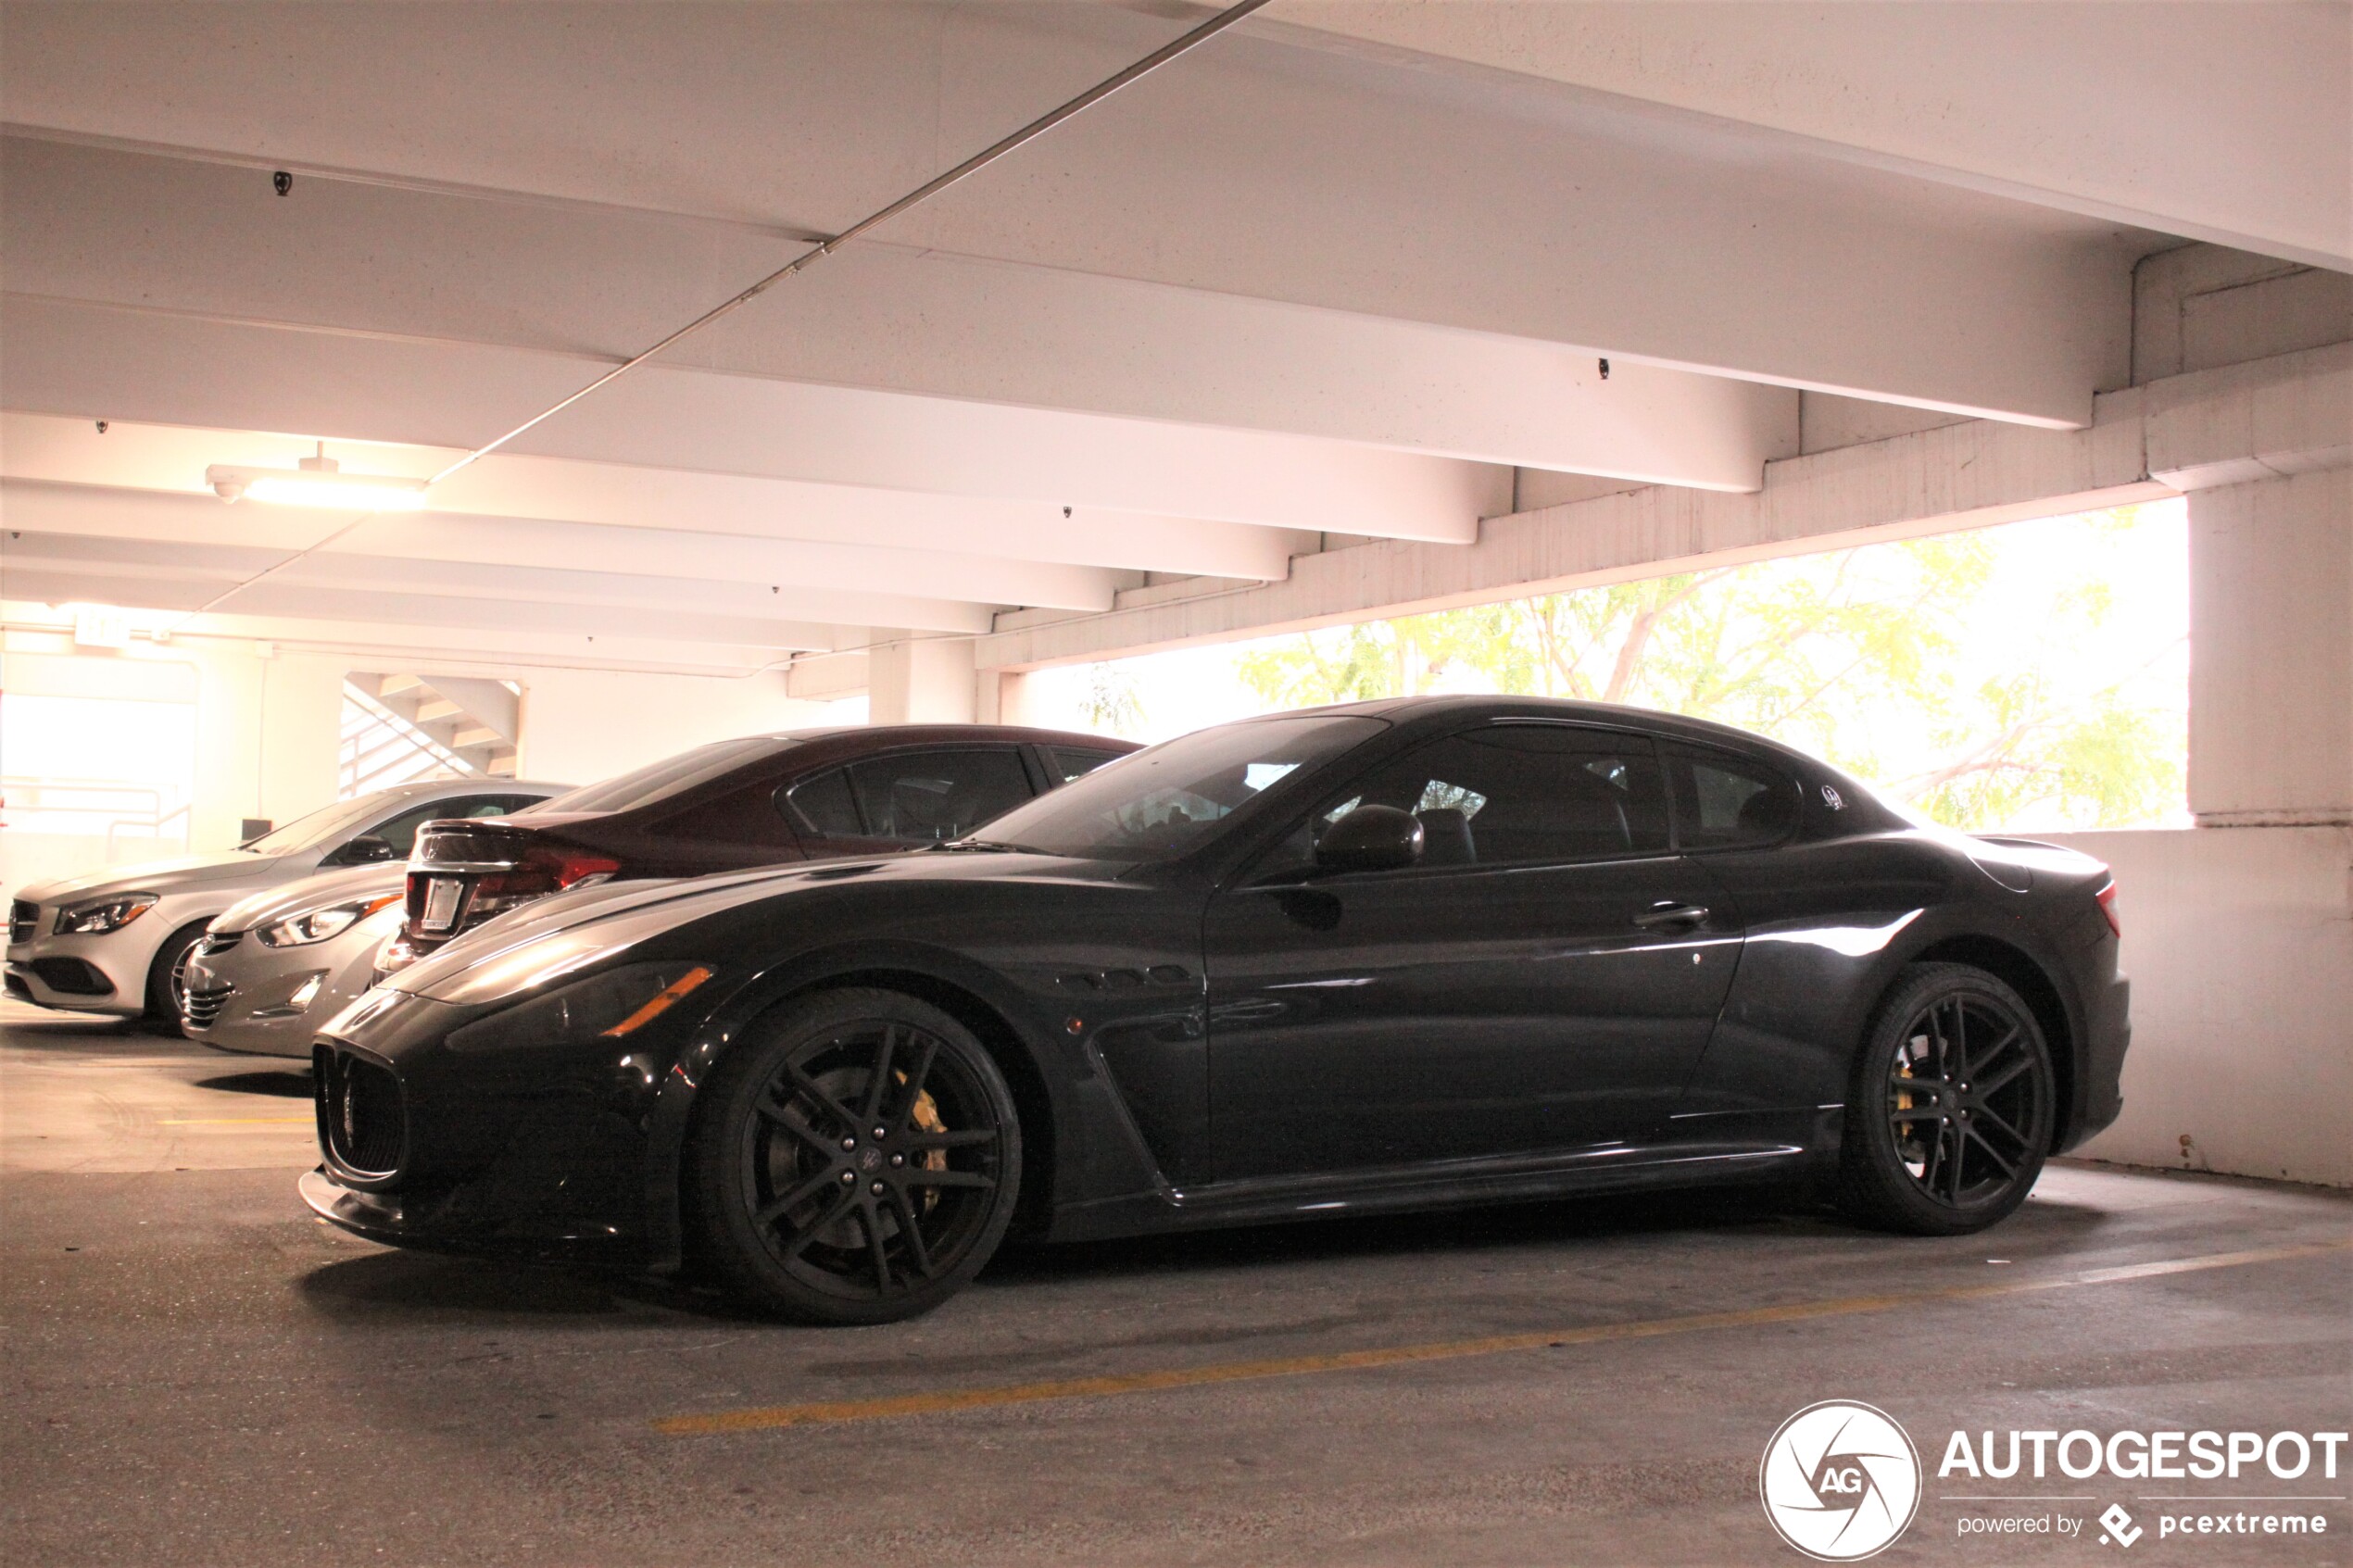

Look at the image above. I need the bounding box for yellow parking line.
[653,1237,2352,1436]
[158,1115,313,1124]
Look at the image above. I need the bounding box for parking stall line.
[652,1236,2353,1436]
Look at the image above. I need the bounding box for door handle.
[1633,902,1710,930]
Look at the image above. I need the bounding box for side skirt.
[1045,1113,1840,1245]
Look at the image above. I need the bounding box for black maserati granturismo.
[305,697,2129,1323]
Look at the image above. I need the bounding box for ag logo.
[1759,1400,1921,1561]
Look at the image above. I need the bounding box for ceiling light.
[207,443,428,511]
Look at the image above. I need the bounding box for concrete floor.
[3,998,2347,1567]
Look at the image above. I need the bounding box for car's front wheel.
[686,987,1022,1324]
[145,919,212,1035]
[1836,962,2056,1236]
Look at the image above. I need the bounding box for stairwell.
[341,673,523,797]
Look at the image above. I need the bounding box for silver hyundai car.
[179,862,412,1057]
[5,778,567,1027]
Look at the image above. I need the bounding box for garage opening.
[1026,500,2190,834]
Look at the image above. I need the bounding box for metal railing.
[0,777,193,854]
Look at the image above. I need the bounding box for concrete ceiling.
[2,1,2342,675]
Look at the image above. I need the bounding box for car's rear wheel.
[1836,963,2056,1236]
[144,920,212,1035]
[686,987,1021,1324]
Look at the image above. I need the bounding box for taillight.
[469,845,622,922]
[2095,881,2120,938]
[408,844,622,936]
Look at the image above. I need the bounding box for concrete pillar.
[867,634,977,726]
[976,670,1034,727]
[2188,467,2352,825]
[2071,463,2353,1186]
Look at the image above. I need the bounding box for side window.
[1263,725,1667,873]
[843,749,1036,845]
[780,769,862,839]
[365,794,537,856]
[1662,745,1798,849]
[1044,746,1124,784]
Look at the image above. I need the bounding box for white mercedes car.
[5,779,566,1028]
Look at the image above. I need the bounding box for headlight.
[258,894,402,947]
[447,961,715,1053]
[54,894,157,935]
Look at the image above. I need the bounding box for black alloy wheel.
[1836,963,2056,1236]
[145,919,212,1035]
[687,988,1021,1324]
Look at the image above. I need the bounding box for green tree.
[1230,507,2183,831]
[1076,661,1147,737]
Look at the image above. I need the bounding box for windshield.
[240,795,387,855]
[967,714,1388,861]
[547,735,794,814]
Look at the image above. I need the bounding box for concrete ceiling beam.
[0,515,1003,635]
[0,296,1494,544]
[0,473,1096,621]
[1276,1,2349,271]
[2,3,2168,424]
[3,135,1797,490]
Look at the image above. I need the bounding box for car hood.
[15,850,285,904]
[385,847,1127,1001]
[214,862,409,935]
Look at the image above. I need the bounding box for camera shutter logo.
[1759,1400,1922,1560]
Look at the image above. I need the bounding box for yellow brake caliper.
[896,1070,950,1212]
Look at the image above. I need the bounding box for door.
[1204,724,1742,1183]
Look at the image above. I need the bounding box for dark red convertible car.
[383,724,1135,971]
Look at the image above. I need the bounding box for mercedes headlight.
[258,894,402,947]
[447,961,715,1053]
[55,894,157,935]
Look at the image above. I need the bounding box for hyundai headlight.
[54,894,157,935]
[446,961,715,1053]
[258,894,401,947]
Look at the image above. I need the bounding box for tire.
[1835,962,2057,1236]
[144,920,212,1035]
[686,987,1022,1325]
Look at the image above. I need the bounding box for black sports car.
[305,697,2129,1324]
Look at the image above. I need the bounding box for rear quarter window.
[1662,745,1799,850]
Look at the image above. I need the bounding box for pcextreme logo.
[1760,1400,1924,1561]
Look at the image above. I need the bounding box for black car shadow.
[292,1180,2115,1331]
[195,1069,312,1098]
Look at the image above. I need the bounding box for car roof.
[1245,695,1839,770]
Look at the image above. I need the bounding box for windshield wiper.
[934,838,1023,854]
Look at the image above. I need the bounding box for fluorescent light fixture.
[207,443,429,511]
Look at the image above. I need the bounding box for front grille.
[182,981,233,1030]
[196,931,243,957]
[8,900,36,944]
[318,1047,406,1178]
[30,958,113,997]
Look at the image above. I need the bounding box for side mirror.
[1314,805,1424,875]
[327,834,397,867]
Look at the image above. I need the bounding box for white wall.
[1,632,345,903]
[2052,826,2352,1187]
[513,667,837,789]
